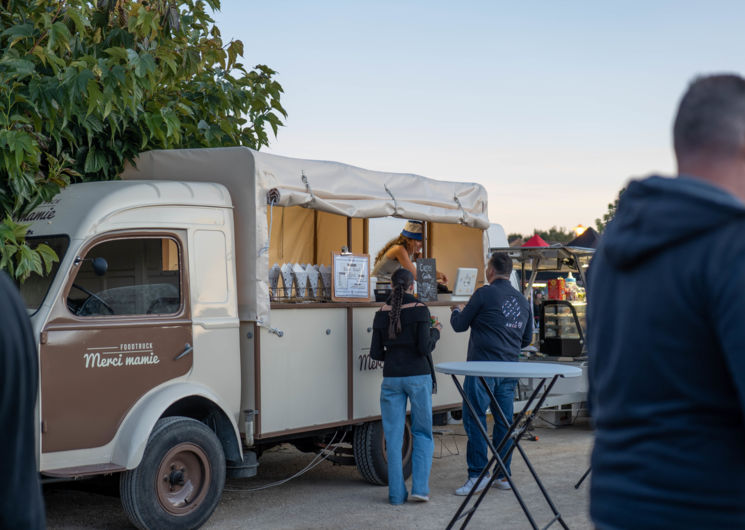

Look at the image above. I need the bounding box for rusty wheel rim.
[383,422,413,465]
[156,442,211,516]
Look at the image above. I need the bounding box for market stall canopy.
[496,246,595,272]
[493,245,596,295]
[522,234,550,247]
[121,147,490,323]
[566,227,600,249]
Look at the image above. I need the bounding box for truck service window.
[67,237,181,317]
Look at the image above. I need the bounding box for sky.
[212,1,745,235]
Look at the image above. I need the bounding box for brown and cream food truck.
[19,147,492,529]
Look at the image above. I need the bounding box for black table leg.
[447,373,570,530]
[482,374,570,530]
[575,466,591,489]
[447,375,539,530]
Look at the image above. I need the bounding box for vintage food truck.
[18,147,494,529]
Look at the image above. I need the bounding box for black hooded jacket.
[370,293,439,379]
[588,175,745,529]
[0,272,45,529]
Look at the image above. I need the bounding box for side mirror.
[92,257,108,276]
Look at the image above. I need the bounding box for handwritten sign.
[416,258,438,302]
[331,252,370,302]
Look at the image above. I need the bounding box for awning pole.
[347,216,352,250]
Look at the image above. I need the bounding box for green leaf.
[0,216,29,243]
[105,47,129,61]
[136,53,156,78]
[0,57,36,77]
[34,243,59,273]
[48,21,73,53]
[84,145,103,173]
[15,244,43,281]
[1,24,34,40]
[86,79,102,116]
[30,45,48,65]
[65,9,88,36]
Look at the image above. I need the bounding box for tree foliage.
[595,187,625,233]
[510,226,575,245]
[0,0,286,279]
[533,226,574,244]
[507,233,523,244]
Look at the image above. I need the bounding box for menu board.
[331,252,370,302]
[416,258,438,302]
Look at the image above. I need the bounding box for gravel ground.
[44,419,594,529]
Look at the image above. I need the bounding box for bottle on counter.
[565,273,579,301]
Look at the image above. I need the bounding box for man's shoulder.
[488,280,525,299]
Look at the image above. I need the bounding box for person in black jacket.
[450,252,532,496]
[0,271,45,529]
[370,267,440,505]
[589,74,745,529]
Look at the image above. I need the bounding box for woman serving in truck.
[372,220,448,285]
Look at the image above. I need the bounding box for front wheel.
[120,416,225,530]
[353,420,412,485]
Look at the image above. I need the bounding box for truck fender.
[111,382,241,470]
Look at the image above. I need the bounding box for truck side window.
[67,237,181,317]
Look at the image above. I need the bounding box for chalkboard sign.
[416,258,438,302]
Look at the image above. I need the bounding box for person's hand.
[450,304,464,312]
[430,316,443,330]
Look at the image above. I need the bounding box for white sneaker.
[455,475,490,496]
[494,477,511,490]
[410,493,429,502]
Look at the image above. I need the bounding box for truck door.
[40,232,193,453]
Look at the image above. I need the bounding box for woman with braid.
[370,267,442,504]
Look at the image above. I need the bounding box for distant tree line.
[508,226,575,245]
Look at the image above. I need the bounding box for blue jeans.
[462,376,517,478]
[380,374,434,504]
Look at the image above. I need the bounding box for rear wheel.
[120,416,225,530]
[353,420,412,485]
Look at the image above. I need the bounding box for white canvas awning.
[121,147,489,323]
[253,152,489,226]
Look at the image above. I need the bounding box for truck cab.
[20,180,246,529]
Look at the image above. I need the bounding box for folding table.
[436,361,582,530]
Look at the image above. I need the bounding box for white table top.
[435,361,582,378]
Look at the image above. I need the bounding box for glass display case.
[539,300,586,357]
[488,244,594,359]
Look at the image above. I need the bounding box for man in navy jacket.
[450,252,532,495]
[589,74,745,529]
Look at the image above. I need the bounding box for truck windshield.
[14,235,70,314]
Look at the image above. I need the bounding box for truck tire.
[353,420,412,485]
[120,416,226,530]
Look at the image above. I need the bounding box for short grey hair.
[673,74,745,159]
